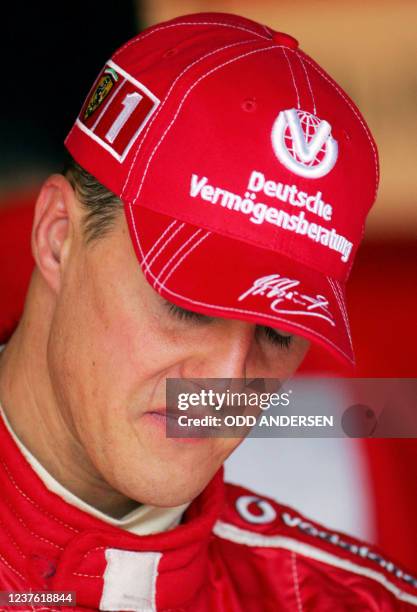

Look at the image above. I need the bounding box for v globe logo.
[271,108,338,179]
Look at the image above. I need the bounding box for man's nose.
[181,320,256,380]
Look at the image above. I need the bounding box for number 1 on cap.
[106,92,143,144]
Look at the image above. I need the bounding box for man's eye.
[165,302,213,323]
[257,326,293,349]
[165,302,293,347]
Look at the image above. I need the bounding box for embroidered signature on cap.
[238,274,335,326]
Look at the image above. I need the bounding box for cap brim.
[126,204,354,366]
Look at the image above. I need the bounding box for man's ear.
[31,174,81,294]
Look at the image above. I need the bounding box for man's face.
[48,200,309,507]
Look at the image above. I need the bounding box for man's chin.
[124,484,203,508]
[118,465,221,508]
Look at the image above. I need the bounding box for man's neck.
[0,310,139,519]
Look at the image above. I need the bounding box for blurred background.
[1,0,416,574]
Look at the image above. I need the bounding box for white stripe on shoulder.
[213,520,417,607]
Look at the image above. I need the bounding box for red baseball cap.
[65,12,379,365]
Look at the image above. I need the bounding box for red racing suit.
[0,413,416,612]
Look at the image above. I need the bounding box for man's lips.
[141,408,209,443]
[145,407,178,420]
[142,408,183,430]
